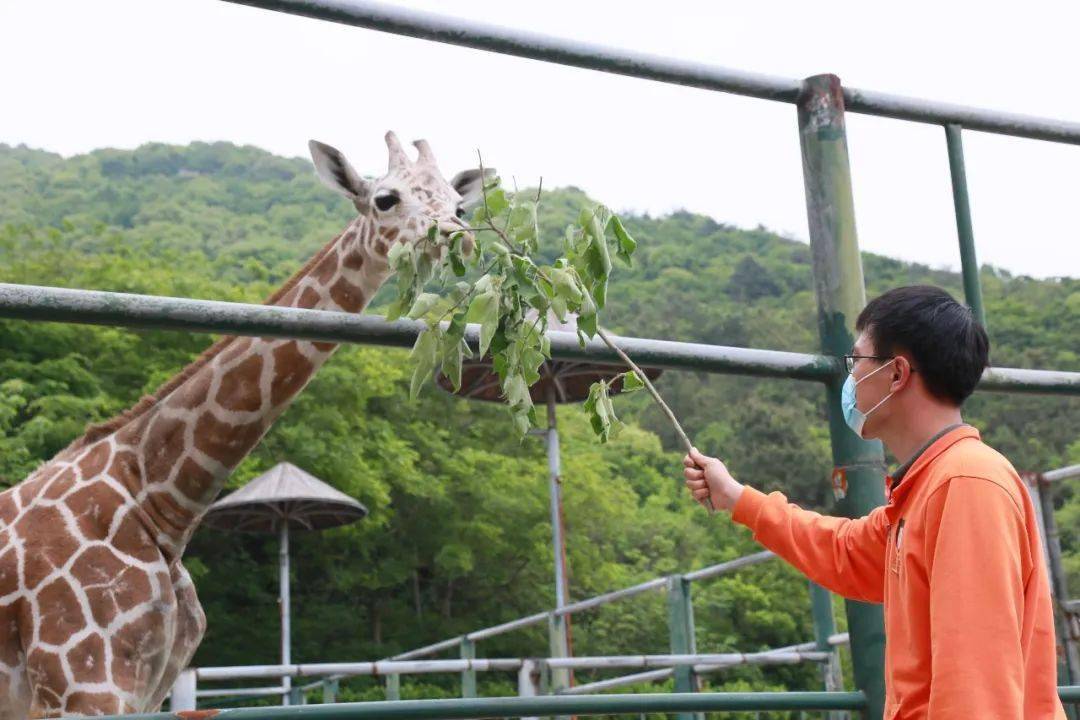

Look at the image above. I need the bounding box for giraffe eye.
[455,206,466,219]
[373,193,399,212]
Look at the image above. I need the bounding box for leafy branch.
[396,163,712,508]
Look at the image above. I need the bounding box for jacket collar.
[883,424,980,523]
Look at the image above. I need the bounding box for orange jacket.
[732,425,1066,719]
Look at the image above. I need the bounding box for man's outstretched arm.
[685,448,888,603]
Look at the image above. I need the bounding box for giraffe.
[0,132,489,718]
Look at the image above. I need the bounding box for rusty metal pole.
[545,386,574,702]
[1034,474,1080,690]
[797,73,887,720]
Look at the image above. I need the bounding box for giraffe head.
[309,131,489,260]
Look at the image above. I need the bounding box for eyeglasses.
[842,354,891,374]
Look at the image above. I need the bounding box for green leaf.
[409,328,439,399]
[468,292,500,358]
[621,370,645,392]
[577,310,597,338]
[484,187,510,217]
[504,373,531,408]
[608,214,637,266]
[406,293,440,320]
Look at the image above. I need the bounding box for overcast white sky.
[2,0,1078,279]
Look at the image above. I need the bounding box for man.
[684,285,1066,719]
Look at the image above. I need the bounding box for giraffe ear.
[450,167,496,208]
[309,140,371,203]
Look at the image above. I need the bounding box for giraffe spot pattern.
[37,577,86,646]
[67,633,108,684]
[65,481,128,541]
[215,353,264,413]
[14,506,81,590]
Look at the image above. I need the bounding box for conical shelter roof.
[203,462,367,533]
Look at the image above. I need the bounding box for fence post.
[944,123,987,327]
[797,72,887,720]
[460,637,477,698]
[667,574,702,720]
[385,673,400,701]
[519,659,541,720]
[548,612,571,695]
[169,669,197,712]
[809,581,847,720]
[1033,475,1080,693]
[321,678,339,704]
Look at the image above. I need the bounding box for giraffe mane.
[58,232,345,457]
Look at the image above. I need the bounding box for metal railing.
[1,284,1077,395]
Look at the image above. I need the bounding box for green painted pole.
[809,582,847,720]
[322,679,339,704]
[666,575,702,720]
[547,613,571,720]
[98,691,871,720]
[386,674,400,701]
[797,73,887,720]
[944,124,987,328]
[460,638,477,699]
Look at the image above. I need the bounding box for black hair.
[856,285,989,406]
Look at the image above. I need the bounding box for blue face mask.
[841,358,896,438]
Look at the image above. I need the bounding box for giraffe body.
[0,133,486,717]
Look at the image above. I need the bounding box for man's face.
[850,331,896,438]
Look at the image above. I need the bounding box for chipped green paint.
[798,73,887,720]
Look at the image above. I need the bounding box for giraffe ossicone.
[0,131,488,718]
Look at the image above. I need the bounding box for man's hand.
[683,447,744,512]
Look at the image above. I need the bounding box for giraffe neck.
[114,216,391,558]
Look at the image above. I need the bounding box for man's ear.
[309,140,372,204]
[892,355,915,390]
[450,167,496,207]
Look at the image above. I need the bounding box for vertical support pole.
[460,637,477,698]
[944,124,987,328]
[169,668,197,712]
[547,612,571,695]
[1035,475,1080,690]
[667,575,702,720]
[279,520,292,706]
[321,678,339,704]
[809,581,847,720]
[546,386,574,689]
[797,72,887,720]
[288,685,304,706]
[519,659,540,720]
[385,673,400,701]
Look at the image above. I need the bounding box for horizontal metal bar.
[6,283,1075,402]
[559,668,674,695]
[979,366,1080,395]
[196,659,524,681]
[546,652,828,671]
[1062,686,1080,702]
[465,611,549,642]
[389,637,467,662]
[194,687,287,698]
[222,0,1080,145]
[103,691,871,718]
[0,284,835,382]
[553,577,668,617]
[1044,464,1080,483]
[683,550,776,582]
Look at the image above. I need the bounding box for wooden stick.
[596,327,715,512]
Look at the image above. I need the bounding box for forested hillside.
[1,141,1076,704]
